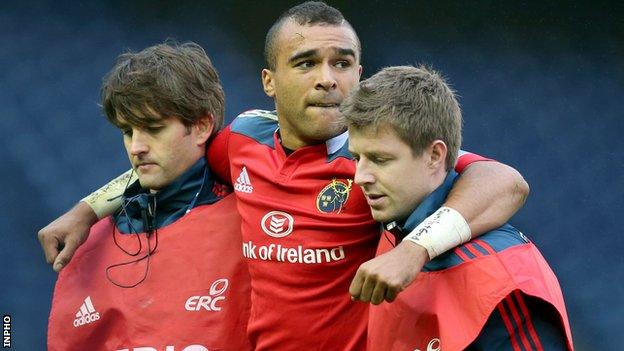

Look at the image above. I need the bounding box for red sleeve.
[454,151,493,174]
[207,125,232,185]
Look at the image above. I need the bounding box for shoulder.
[189,193,239,217]
[229,109,278,147]
[424,224,529,271]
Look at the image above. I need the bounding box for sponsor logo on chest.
[184,279,229,312]
[243,210,346,264]
[261,211,294,238]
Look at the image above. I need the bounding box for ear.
[428,140,448,169]
[262,68,276,97]
[193,114,215,146]
[358,65,363,79]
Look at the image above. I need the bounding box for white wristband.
[81,169,136,219]
[402,206,471,260]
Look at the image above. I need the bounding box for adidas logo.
[73,296,100,328]
[234,166,253,194]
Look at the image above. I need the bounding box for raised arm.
[445,160,529,236]
[38,125,234,272]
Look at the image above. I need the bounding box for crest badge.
[316,178,353,213]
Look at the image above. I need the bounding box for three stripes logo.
[73,296,100,327]
[261,211,294,238]
[234,167,253,194]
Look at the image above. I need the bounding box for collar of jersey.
[274,128,349,157]
[113,157,221,234]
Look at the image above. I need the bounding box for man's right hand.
[38,201,98,272]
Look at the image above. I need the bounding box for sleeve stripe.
[513,291,545,351]
[496,302,524,351]
[474,239,497,255]
[504,295,536,351]
[453,247,471,262]
[454,151,493,173]
[465,243,485,258]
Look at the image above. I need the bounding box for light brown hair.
[341,65,462,171]
[101,41,224,135]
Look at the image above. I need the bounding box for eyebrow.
[287,47,357,64]
[335,48,356,58]
[288,49,318,64]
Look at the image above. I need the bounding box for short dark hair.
[341,65,462,171]
[101,41,225,135]
[264,1,360,70]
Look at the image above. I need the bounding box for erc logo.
[316,179,353,213]
[261,211,294,238]
[414,338,441,351]
[185,279,229,312]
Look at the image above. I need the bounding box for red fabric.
[225,130,375,350]
[47,195,252,351]
[367,237,573,351]
[207,114,491,350]
[454,152,491,173]
[207,125,233,184]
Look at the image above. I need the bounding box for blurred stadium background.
[1,1,622,349]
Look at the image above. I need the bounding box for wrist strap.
[402,206,471,260]
[82,169,135,219]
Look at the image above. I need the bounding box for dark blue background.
[1,1,622,350]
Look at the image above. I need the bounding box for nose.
[128,130,149,156]
[354,159,375,186]
[315,63,337,91]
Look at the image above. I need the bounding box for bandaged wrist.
[402,206,471,260]
[81,169,135,219]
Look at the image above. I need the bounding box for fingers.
[53,239,80,272]
[349,269,365,301]
[350,271,396,305]
[361,279,399,305]
[384,286,399,303]
[38,230,61,265]
[370,282,388,305]
[350,266,405,304]
[37,202,96,272]
[359,275,377,302]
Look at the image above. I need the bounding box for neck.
[278,126,316,150]
[429,167,449,194]
[115,158,220,233]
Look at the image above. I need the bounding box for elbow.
[504,163,530,208]
[516,175,530,206]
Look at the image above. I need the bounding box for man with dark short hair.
[46,42,251,351]
[40,2,530,349]
[344,65,573,350]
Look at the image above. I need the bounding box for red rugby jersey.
[207,110,488,351]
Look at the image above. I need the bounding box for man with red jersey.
[344,65,573,350]
[40,3,529,350]
[46,42,251,351]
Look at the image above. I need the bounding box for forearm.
[444,161,529,237]
[82,169,135,219]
